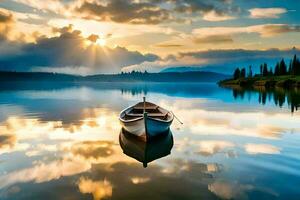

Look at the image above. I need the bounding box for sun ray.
[97,38,106,47]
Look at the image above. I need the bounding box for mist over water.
[0,82,300,200]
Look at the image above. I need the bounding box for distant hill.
[160,66,234,75]
[161,66,205,73]
[0,71,230,82]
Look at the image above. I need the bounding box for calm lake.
[0,82,300,200]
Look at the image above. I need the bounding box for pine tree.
[295,55,300,75]
[279,59,287,75]
[240,68,246,78]
[292,55,297,75]
[274,62,280,76]
[248,65,253,78]
[288,61,292,75]
[233,68,241,79]
[263,63,268,76]
[291,54,300,75]
[269,68,273,76]
[260,64,263,76]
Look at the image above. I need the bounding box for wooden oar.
[171,111,183,125]
[143,97,146,113]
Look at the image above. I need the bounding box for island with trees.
[0,70,229,83]
[219,55,300,88]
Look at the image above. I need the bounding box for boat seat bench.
[133,105,159,110]
[125,111,167,117]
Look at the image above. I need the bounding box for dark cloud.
[52,24,74,34]
[261,24,300,36]
[77,0,171,24]
[0,10,14,40]
[155,44,184,48]
[0,134,16,149]
[193,35,233,44]
[0,25,160,74]
[87,34,99,42]
[0,10,13,23]
[179,48,300,60]
[170,0,231,14]
[76,0,237,24]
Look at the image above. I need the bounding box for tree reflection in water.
[231,86,300,113]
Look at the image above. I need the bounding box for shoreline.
[219,76,300,88]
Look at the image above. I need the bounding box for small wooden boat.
[119,128,173,167]
[119,97,174,140]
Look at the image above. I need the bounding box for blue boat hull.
[145,117,173,138]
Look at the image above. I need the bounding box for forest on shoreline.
[0,71,229,83]
[219,55,300,88]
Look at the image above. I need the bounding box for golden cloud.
[244,143,281,155]
[249,8,287,19]
[70,141,115,159]
[209,181,253,199]
[78,177,112,200]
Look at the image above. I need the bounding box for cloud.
[12,0,238,24]
[171,0,232,13]
[0,8,54,43]
[249,8,287,19]
[71,141,115,159]
[52,24,74,34]
[193,35,233,44]
[75,0,236,24]
[12,0,69,15]
[0,25,160,74]
[0,10,14,39]
[178,47,300,73]
[77,0,171,24]
[131,177,151,184]
[258,24,300,37]
[121,55,204,72]
[196,140,235,156]
[244,143,281,155]
[0,134,16,149]
[0,10,13,23]
[170,0,237,21]
[202,10,235,21]
[87,34,99,43]
[192,24,300,38]
[209,181,253,199]
[78,177,112,200]
[155,43,184,48]
[0,157,91,189]
[125,47,300,73]
[179,48,300,63]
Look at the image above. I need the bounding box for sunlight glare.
[97,38,106,47]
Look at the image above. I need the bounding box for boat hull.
[119,118,145,137]
[146,117,173,138]
[120,116,173,139]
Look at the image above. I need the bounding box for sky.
[0,0,300,74]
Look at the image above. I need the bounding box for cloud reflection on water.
[0,87,299,199]
[78,177,113,200]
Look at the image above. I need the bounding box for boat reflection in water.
[119,128,174,168]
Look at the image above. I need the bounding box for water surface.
[0,82,300,200]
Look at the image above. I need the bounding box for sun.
[97,38,106,47]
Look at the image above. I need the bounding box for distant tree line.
[120,70,149,77]
[0,70,228,82]
[233,55,300,79]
